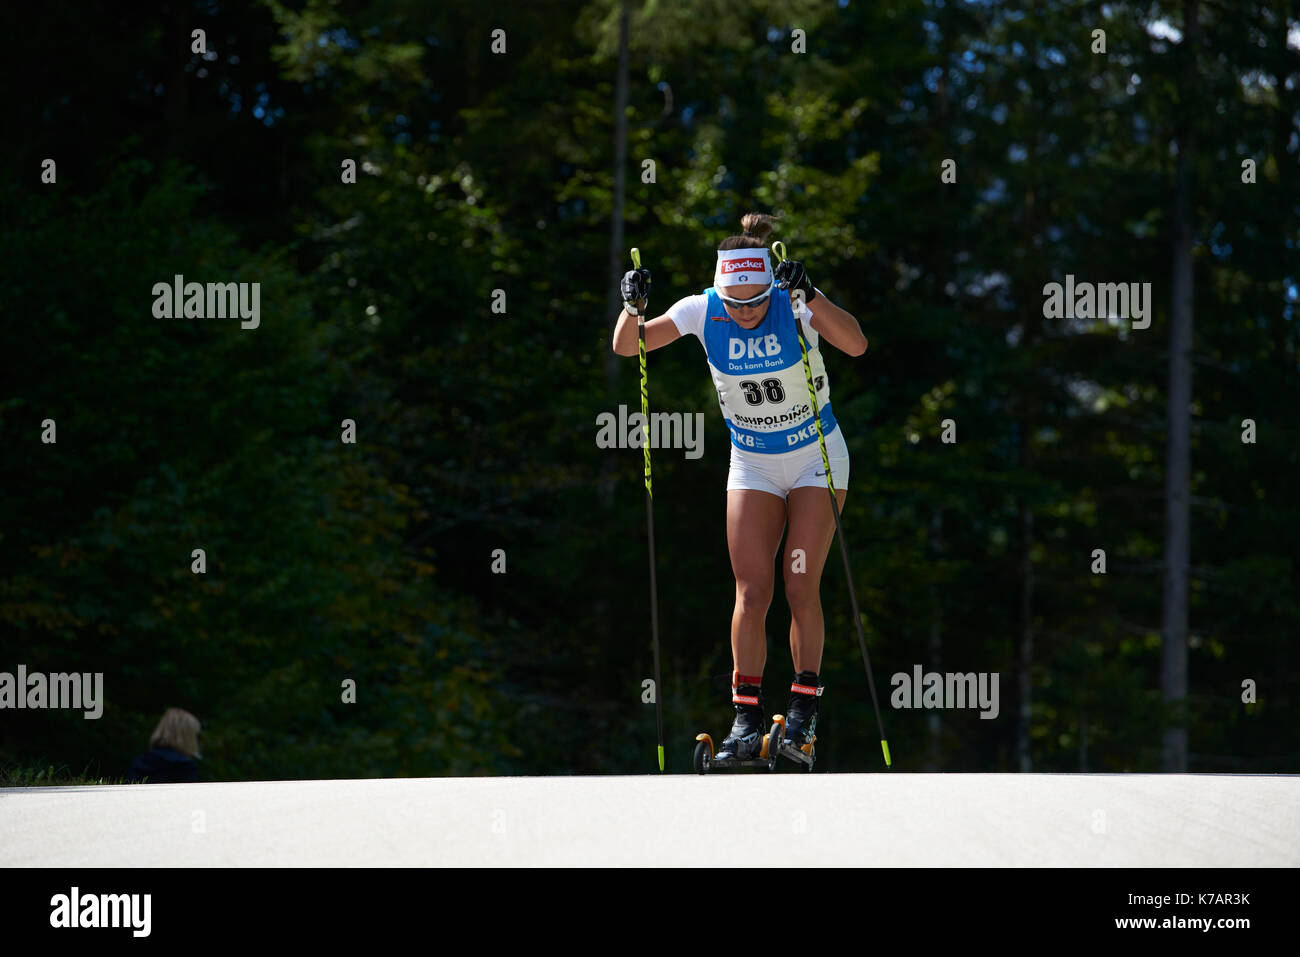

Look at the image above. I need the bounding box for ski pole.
[771,240,892,769]
[629,247,666,772]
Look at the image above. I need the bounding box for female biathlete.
[611,212,868,762]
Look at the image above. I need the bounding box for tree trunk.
[1079,711,1088,772]
[1015,177,1038,773]
[599,0,631,510]
[925,509,943,771]
[1160,0,1198,773]
[1016,492,1034,772]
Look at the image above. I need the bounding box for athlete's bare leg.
[782,486,848,673]
[726,489,787,676]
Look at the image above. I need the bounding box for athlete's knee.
[734,577,774,615]
[782,568,822,613]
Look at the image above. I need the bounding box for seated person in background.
[126,707,202,783]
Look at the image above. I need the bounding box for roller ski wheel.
[759,717,783,770]
[767,714,785,765]
[693,734,713,774]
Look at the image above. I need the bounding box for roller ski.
[773,671,822,771]
[693,673,786,773]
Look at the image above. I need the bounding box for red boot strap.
[732,693,760,706]
[790,682,823,696]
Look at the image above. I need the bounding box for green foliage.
[1,0,1296,778]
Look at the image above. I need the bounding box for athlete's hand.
[620,268,652,315]
[774,259,816,304]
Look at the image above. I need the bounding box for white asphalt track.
[2,773,1296,866]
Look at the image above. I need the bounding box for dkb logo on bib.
[729,334,781,359]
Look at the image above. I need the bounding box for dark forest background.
[1,0,1297,779]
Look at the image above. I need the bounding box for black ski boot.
[715,671,764,761]
[782,670,823,751]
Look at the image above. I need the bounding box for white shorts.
[726,427,850,498]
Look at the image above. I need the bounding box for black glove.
[620,268,652,315]
[774,259,815,304]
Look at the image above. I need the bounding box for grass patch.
[1,761,129,787]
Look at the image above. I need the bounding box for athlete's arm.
[806,291,867,357]
[611,309,683,356]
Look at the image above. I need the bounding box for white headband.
[714,247,772,289]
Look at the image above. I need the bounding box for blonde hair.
[718,211,780,250]
[148,707,201,757]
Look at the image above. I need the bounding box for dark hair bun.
[738,212,779,243]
